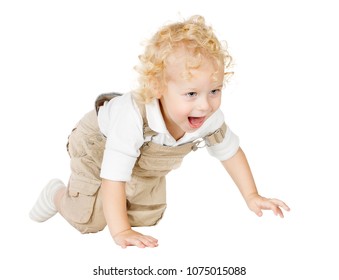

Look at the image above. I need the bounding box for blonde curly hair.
[133,15,233,104]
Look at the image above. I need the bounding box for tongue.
[189,117,204,128]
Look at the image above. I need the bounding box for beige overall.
[59,93,226,233]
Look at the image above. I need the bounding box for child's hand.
[113,229,158,248]
[245,193,290,218]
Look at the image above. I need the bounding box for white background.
[1,0,338,279]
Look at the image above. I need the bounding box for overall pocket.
[66,174,102,224]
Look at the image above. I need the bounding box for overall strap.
[135,101,158,139]
[95,92,123,114]
[203,123,227,146]
[191,122,227,151]
[94,92,157,139]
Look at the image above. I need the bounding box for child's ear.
[155,90,163,99]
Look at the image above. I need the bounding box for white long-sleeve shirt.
[97,92,239,181]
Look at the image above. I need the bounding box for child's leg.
[29,179,66,222]
[29,178,106,234]
[30,110,106,233]
[54,186,66,211]
[55,184,106,233]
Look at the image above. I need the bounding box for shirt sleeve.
[204,110,240,161]
[97,93,144,181]
[206,125,240,161]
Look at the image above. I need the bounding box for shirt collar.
[145,98,169,134]
[144,97,220,143]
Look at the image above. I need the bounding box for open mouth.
[188,116,206,128]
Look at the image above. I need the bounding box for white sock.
[29,179,65,222]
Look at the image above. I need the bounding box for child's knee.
[79,220,107,234]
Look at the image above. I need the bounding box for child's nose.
[197,96,211,112]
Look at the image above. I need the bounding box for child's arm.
[101,179,158,248]
[222,147,290,217]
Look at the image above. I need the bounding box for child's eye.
[210,89,221,95]
[185,92,197,97]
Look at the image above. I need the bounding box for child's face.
[158,50,224,140]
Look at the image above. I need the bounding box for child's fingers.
[141,237,158,248]
[255,210,263,217]
[118,240,128,249]
[124,237,146,248]
[261,201,283,217]
[274,206,284,218]
[265,199,290,218]
[269,198,290,211]
[124,236,158,248]
[143,235,158,243]
[250,203,263,217]
[143,235,159,246]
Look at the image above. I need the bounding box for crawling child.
[29,15,290,248]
